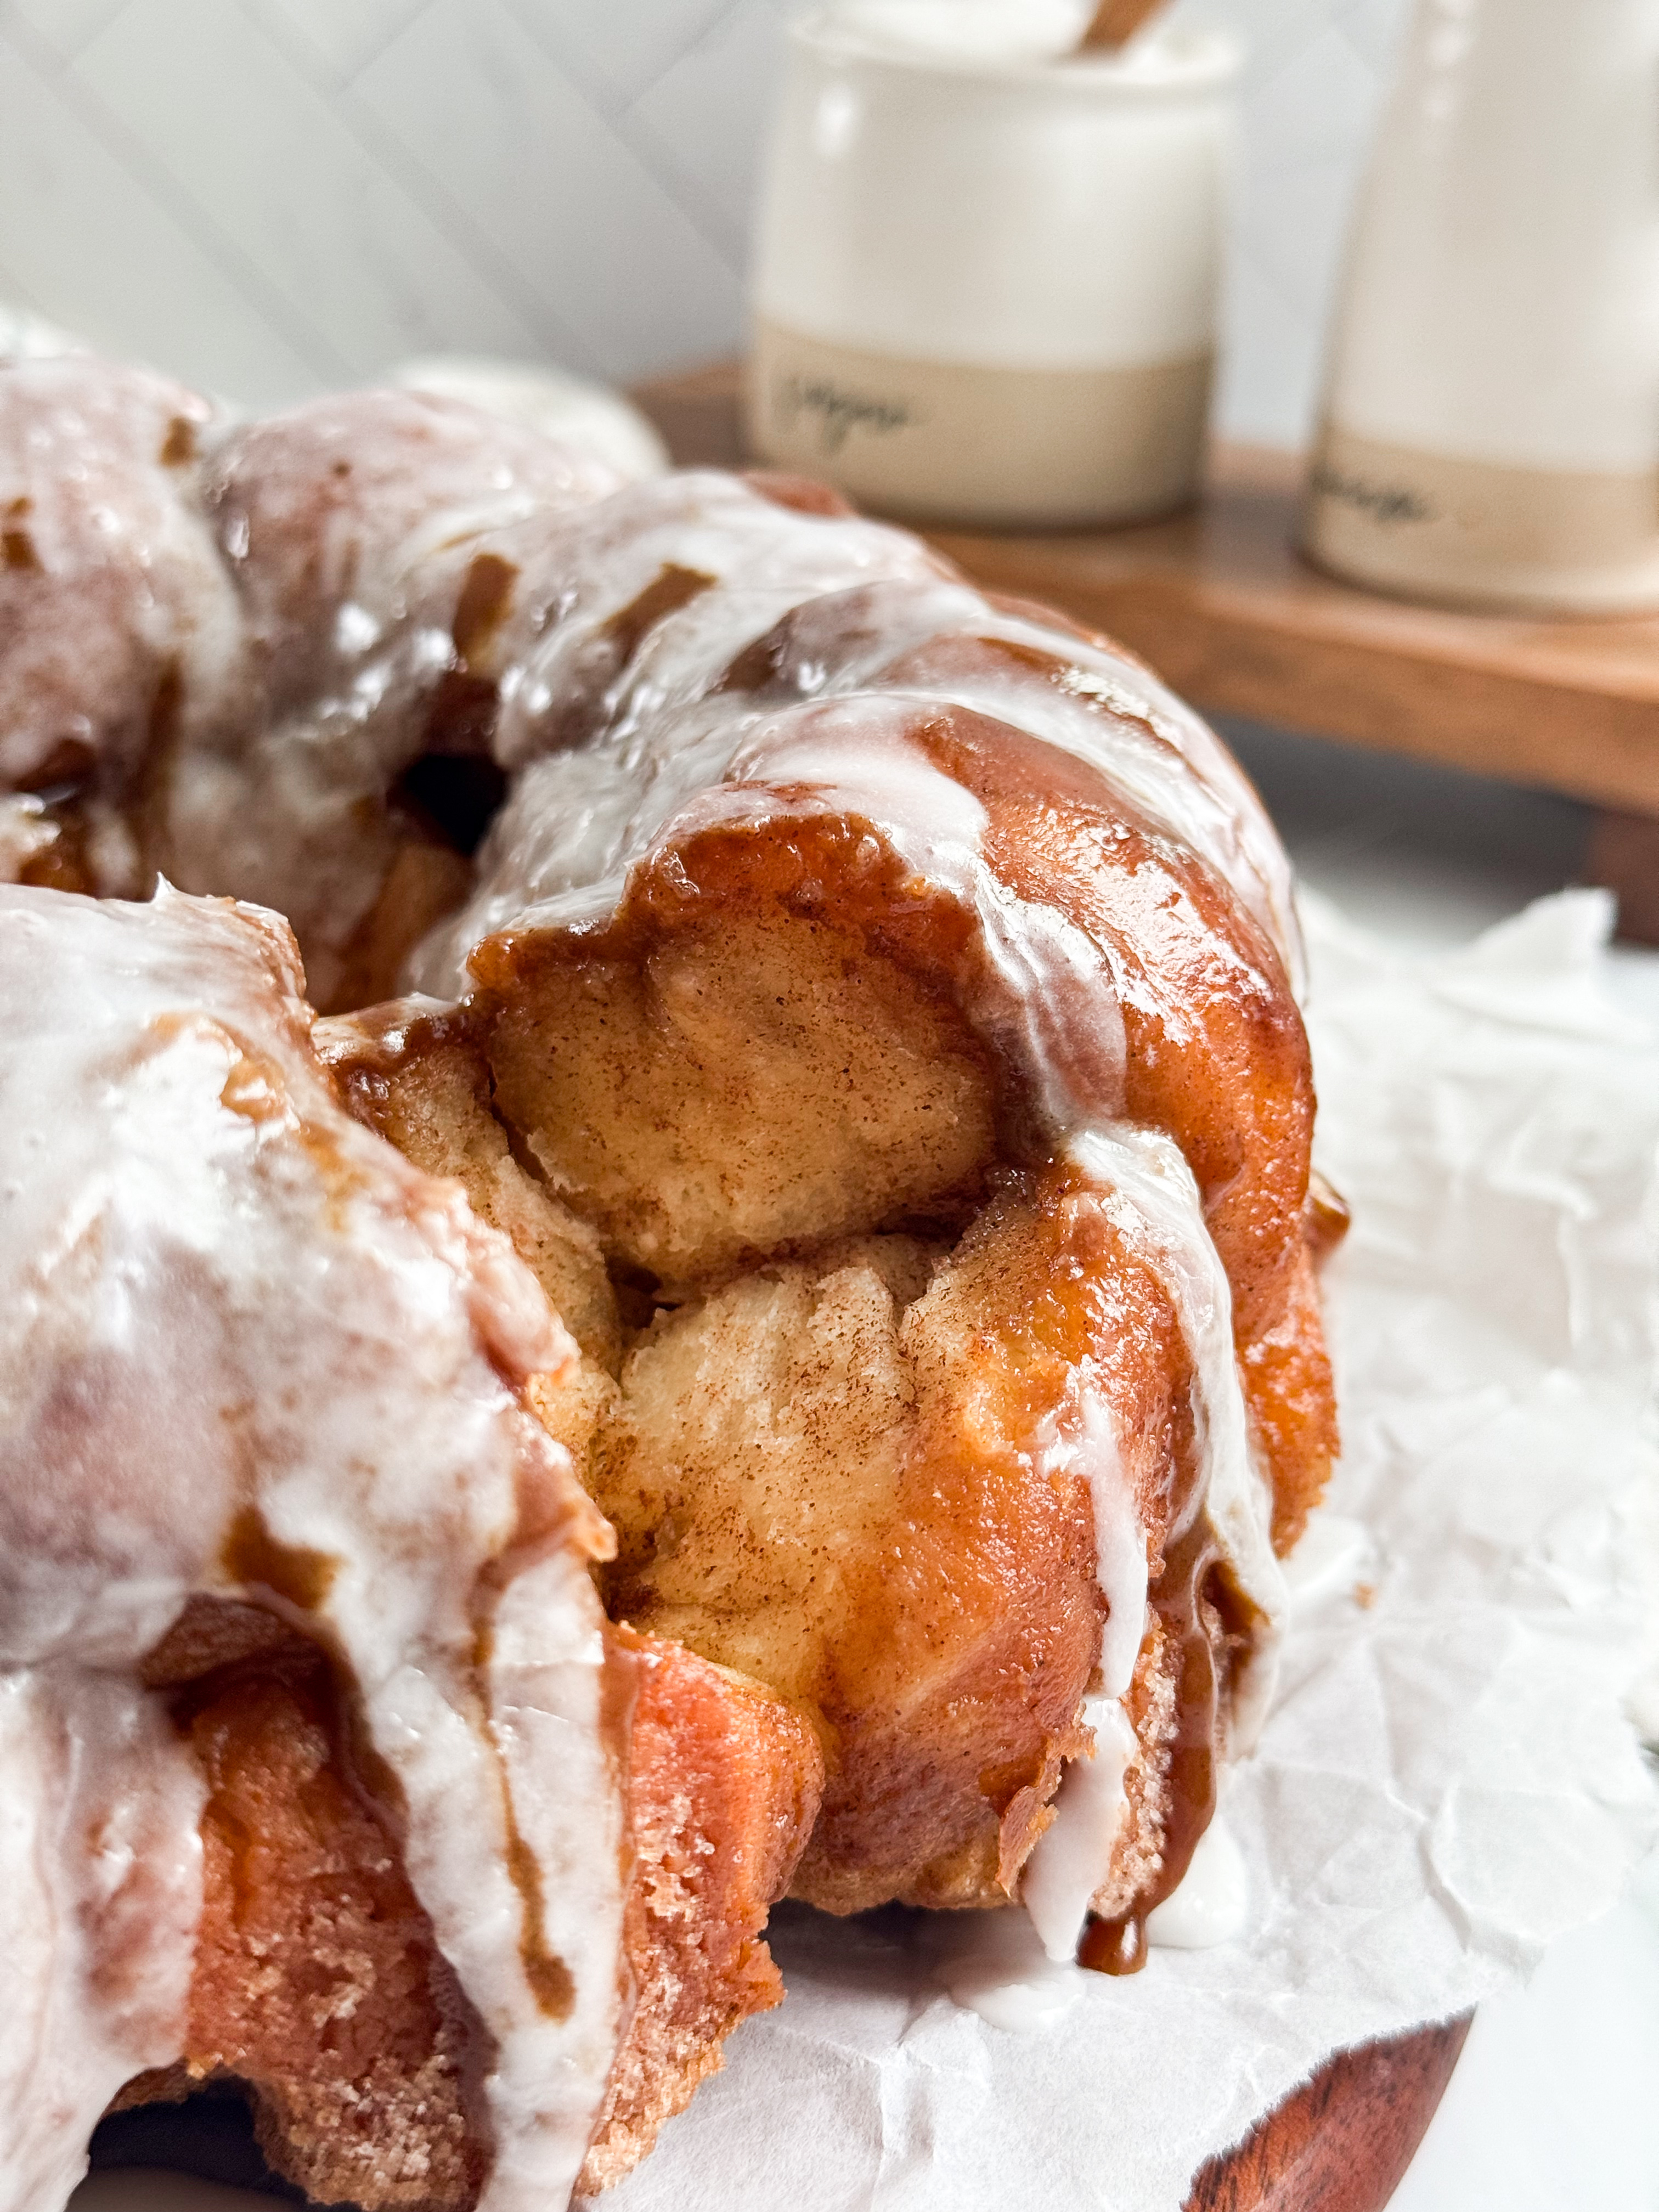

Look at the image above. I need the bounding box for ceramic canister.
[746,2,1239,529]
[1304,0,1659,614]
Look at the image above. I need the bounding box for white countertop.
[1390,1855,1659,2212]
[1223,719,1659,2212]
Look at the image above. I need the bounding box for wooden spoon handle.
[1077,0,1167,49]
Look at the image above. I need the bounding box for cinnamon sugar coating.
[114,1613,821,2208]
[582,1629,824,2193]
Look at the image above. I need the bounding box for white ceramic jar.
[1304,0,1659,614]
[747,2,1239,529]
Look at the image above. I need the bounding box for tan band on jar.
[747,319,1212,529]
[1303,423,1659,615]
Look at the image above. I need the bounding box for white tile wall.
[0,0,1409,443]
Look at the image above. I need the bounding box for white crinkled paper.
[600,890,1659,2212]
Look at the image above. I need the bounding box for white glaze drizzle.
[0,358,245,815]
[0,1669,205,2212]
[0,885,624,2212]
[1068,1124,1287,1751]
[1026,1378,1148,1955]
[665,573,1300,983]
[489,471,947,769]
[425,692,1131,1134]
[1,360,1297,1002]
[719,699,1131,1128]
[927,1894,1084,2030]
[161,392,623,997]
[408,494,1294,999]
[1144,1813,1248,1950]
[941,1803,1251,2031]
[1035,1388,1148,1703]
[1007,1126,1286,1962]
[1022,1695,1141,1965]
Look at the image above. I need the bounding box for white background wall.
[0,0,1408,445]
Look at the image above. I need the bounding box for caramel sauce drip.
[451,551,519,666]
[1077,1513,1249,1977]
[158,414,198,467]
[221,1502,338,1612]
[470,1597,582,2024]
[3,521,41,571]
[600,561,715,664]
[502,1809,578,2019]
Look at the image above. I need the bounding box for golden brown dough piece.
[584,1626,825,2193]
[119,1612,489,2212]
[326,768,1337,1947]
[114,1609,822,2208]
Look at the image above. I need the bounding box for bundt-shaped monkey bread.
[0,340,1339,2208]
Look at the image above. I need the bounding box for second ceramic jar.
[1304,0,1659,614]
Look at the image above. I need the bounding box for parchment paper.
[600,888,1659,2212]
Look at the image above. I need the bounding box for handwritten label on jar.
[748,320,1212,529]
[1304,425,1659,614]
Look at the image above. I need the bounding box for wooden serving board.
[1184,2015,1472,2211]
[631,360,1659,937]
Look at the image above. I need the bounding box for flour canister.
[1304,0,1659,614]
[747,4,1239,529]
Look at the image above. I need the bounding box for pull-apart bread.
[0,345,1340,2206]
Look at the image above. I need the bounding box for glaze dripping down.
[0,885,624,2212]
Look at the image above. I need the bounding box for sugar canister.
[748,2,1237,529]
